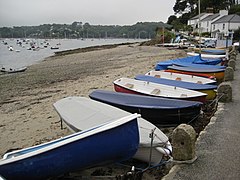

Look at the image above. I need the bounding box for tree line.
[0,22,172,39]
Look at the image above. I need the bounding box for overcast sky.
[0,0,176,27]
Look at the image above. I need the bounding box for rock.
[224,67,234,81]
[229,54,236,61]
[217,82,232,102]
[172,124,196,161]
[228,60,236,70]
[229,56,236,61]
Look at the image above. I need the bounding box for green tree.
[229,4,240,15]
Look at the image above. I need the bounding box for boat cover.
[201,49,226,55]
[172,62,226,69]
[167,65,225,73]
[155,55,221,70]
[89,90,202,109]
[135,75,217,90]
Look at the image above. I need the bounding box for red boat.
[164,69,216,80]
[113,78,207,103]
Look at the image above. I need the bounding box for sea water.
[0,38,146,69]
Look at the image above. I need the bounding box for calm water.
[0,38,146,69]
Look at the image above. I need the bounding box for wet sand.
[0,43,185,178]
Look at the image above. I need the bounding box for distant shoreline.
[52,42,141,57]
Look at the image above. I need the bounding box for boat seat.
[151,89,161,95]
[181,94,188,97]
[154,75,161,78]
[197,81,203,84]
[125,83,134,89]
[175,77,182,81]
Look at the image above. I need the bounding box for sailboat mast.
[198,0,202,53]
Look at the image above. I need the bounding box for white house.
[188,13,213,31]
[211,14,240,37]
[200,10,228,33]
[188,10,240,43]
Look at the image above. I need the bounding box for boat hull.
[135,75,217,101]
[89,90,202,125]
[164,69,216,79]
[53,97,172,165]
[0,116,139,180]
[166,69,224,82]
[114,83,206,103]
[146,70,217,85]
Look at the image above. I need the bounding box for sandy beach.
[0,43,185,177]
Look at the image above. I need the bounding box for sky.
[0,0,176,27]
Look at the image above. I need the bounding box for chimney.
[219,10,228,16]
[206,8,214,13]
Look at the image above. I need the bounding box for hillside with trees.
[0,22,172,39]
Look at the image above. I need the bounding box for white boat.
[1,67,27,73]
[53,97,172,165]
[187,52,226,59]
[114,77,207,103]
[145,70,216,85]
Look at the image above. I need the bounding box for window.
[223,24,225,30]
[213,25,215,30]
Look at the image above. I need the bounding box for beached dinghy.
[0,66,27,73]
[53,97,172,165]
[201,49,226,55]
[167,66,225,82]
[187,52,226,59]
[155,55,221,70]
[164,69,216,80]
[0,114,140,180]
[135,75,217,100]
[89,90,202,125]
[172,62,226,69]
[113,77,207,103]
[145,70,216,85]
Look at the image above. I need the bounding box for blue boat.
[89,90,203,125]
[201,49,226,55]
[135,75,218,100]
[155,55,221,70]
[172,62,226,69]
[0,114,140,180]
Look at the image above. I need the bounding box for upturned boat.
[89,90,203,125]
[53,97,172,165]
[0,114,140,180]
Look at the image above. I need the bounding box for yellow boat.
[199,89,217,100]
[166,66,225,83]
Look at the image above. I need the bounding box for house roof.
[212,14,240,24]
[190,13,208,20]
[201,14,220,22]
